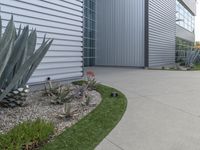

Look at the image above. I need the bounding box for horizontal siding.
[0,0,83,84]
[148,0,176,67]
[96,0,145,67]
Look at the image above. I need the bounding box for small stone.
[13,91,19,95]
[7,93,13,97]
[9,103,17,108]
[7,98,16,102]
[18,88,24,92]
[24,89,30,93]
[20,93,26,97]
[15,100,23,105]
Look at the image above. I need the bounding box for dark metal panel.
[96,0,145,67]
[145,0,149,67]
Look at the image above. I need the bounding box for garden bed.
[0,83,127,150]
[0,84,101,136]
[42,84,127,150]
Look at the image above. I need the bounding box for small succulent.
[73,84,88,99]
[58,103,73,119]
[64,103,72,118]
[85,94,91,106]
[44,79,72,105]
[185,49,200,68]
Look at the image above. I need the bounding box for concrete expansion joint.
[105,138,125,150]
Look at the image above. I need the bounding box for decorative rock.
[24,89,30,93]
[13,91,19,95]
[89,102,97,107]
[20,93,26,97]
[18,88,24,92]
[7,98,16,102]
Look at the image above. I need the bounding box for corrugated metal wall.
[148,0,176,67]
[0,0,83,84]
[96,0,145,67]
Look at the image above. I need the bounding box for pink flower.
[86,71,95,78]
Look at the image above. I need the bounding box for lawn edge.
[41,83,127,150]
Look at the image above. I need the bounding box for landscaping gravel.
[0,84,101,135]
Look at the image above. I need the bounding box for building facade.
[0,0,196,84]
[176,0,196,62]
[95,0,196,67]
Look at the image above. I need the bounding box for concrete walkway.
[88,67,200,150]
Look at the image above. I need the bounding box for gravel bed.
[0,85,101,135]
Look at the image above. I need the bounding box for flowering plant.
[86,71,95,78]
[86,70,97,90]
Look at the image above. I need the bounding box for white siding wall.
[0,0,83,84]
[148,0,176,67]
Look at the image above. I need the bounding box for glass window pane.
[176,0,195,32]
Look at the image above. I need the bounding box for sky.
[196,1,200,41]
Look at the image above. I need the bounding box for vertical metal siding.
[96,0,145,67]
[148,0,176,67]
[0,0,83,84]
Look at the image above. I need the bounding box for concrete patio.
[90,67,200,150]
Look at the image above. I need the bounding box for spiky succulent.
[185,49,200,67]
[0,16,53,103]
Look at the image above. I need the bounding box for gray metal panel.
[148,0,176,67]
[0,0,83,84]
[96,0,145,67]
[176,25,195,42]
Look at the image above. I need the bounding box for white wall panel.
[0,0,83,84]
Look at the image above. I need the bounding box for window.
[176,0,195,32]
[176,37,194,62]
[83,0,96,66]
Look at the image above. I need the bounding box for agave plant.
[185,49,200,68]
[0,16,53,107]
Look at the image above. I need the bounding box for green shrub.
[0,119,54,150]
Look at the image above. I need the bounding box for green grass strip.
[41,84,127,150]
[0,119,54,150]
[192,64,200,70]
